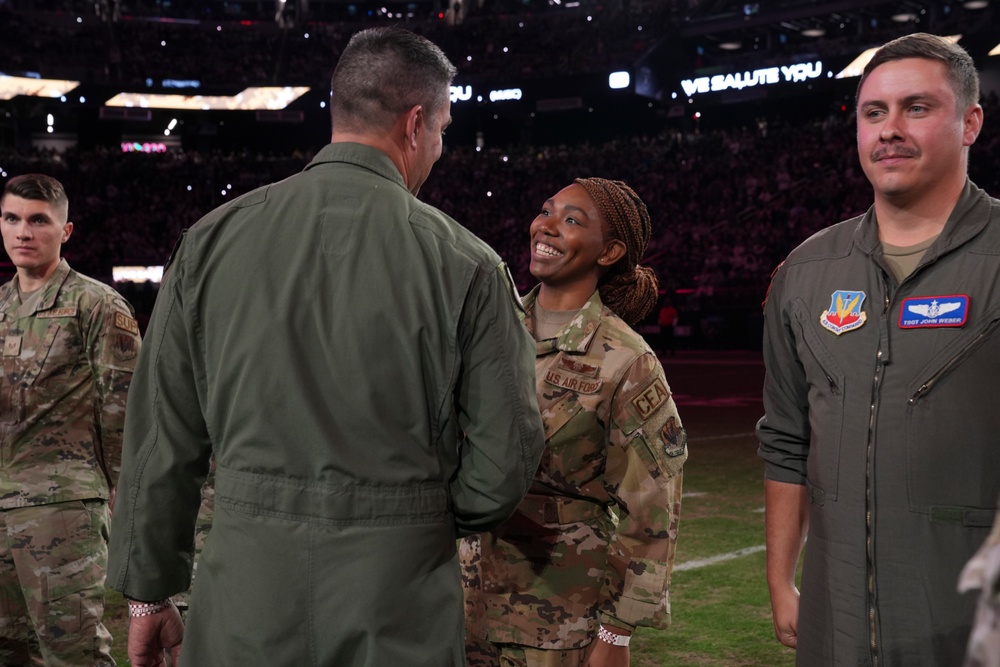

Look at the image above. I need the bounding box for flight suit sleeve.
[599,352,687,630]
[451,261,545,537]
[85,293,142,488]
[756,263,810,485]
[107,238,213,601]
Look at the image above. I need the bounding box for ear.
[404,104,423,150]
[61,221,74,244]
[597,239,627,268]
[962,104,984,147]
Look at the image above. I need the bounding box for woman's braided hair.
[574,177,659,326]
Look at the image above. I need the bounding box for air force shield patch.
[820,290,867,335]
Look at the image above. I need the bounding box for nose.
[14,222,32,239]
[531,214,556,237]
[879,110,904,142]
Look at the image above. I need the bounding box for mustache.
[871,146,919,161]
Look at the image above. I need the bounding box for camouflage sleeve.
[599,351,687,630]
[85,293,141,488]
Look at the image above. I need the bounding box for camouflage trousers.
[0,500,114,666]
[961,507,1000,667]
[465,634,587,667]
[172,469,215,612]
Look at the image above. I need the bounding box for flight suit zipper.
[865,281,890,667]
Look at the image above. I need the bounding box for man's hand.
[127,603,184,667]
[770,583,800,649]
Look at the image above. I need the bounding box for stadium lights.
[836,34,961,78]
[609,71,631,89]
[104,87,310,111]
[0,74,80,100]
[113,266,164,284]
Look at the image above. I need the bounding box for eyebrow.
[542,199,590,217]
[861,92,939,110]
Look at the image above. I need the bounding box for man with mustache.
[758,33,1000,666]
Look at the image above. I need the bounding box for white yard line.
[674,545,766,572]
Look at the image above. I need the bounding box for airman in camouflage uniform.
[961,506,1000,667]
[461,287,686,666]
[0,174,140,666]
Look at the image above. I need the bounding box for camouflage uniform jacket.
[0,258,139,508]
[960,506,1000,667]
[463,287,687,649]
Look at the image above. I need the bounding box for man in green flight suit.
[107,26,545,667]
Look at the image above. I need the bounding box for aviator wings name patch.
[898,295,969,329]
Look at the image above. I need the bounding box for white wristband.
[598,625,631,646]
[127,599,172,618]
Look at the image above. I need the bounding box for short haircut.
[2,174,69,217]
[330,27,457,133]
[857,32,980,112]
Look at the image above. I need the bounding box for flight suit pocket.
[905,315,1000,513]
[791,299,845,501]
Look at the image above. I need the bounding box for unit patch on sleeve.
[632,377,670,420]
[820,290,867,335]
[898,295,969,329]
[114,311,140,336]
[660,416,687,458]
[111,333,138,362]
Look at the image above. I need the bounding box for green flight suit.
[108,142,545,667]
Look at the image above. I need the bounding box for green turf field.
[105,351,794,666]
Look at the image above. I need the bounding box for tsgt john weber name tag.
[898,295,969,329]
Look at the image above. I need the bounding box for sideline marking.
[674,545,766,572]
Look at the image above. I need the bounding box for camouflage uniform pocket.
[617,557,669,620]
[41,501,109,639]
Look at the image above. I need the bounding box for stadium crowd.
[3,0,1000,344]
[3,0,982,87]
[4,90,1000,341]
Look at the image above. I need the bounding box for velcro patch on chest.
[898,295,969,328]
[557,356,600,378]
[37,307,78,319]
[3,335,21,357]
[114,311,140,335]
[632,377,670,420]
[543,369,603,394]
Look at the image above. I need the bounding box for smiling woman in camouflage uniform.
[461,178,688,667]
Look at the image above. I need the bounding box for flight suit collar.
[854,178,993,261]
[304,142,408,191]
[523,286,604,355]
